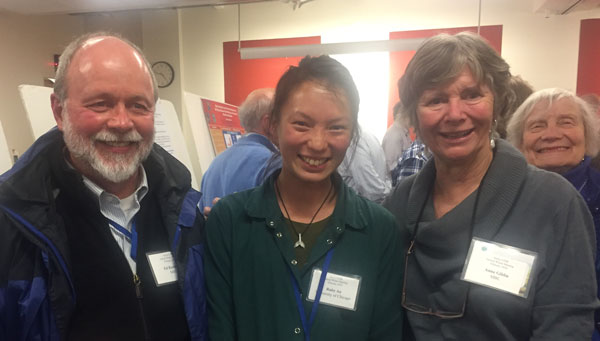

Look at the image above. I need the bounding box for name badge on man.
[461,238,537,298]
[146,251,178,286]
[307,269,361,311]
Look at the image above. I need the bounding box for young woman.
[204,55,404,340]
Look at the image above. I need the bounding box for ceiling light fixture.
[239,38,425,60]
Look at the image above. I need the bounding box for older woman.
[204,55,404,340]
[383,32,598,339]
[507,88,600,336]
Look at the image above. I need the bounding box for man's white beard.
[62,110,154,183]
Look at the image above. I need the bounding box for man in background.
[0,32,205,340]
[382,102,411,173]
[338,125,391,203]
[200,88,280,210]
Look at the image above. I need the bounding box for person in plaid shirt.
[391,139,431,187]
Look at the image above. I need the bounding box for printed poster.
[201,99,243,155]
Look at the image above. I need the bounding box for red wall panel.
[222,27,502,129]
[577,19,600,96]
[387,25,503,127]
[223,36,321,106]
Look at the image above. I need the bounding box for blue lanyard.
[289,248,335,341]
[108,218,138,262]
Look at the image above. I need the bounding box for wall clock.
[152,61,175,88]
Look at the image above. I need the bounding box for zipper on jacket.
[134,273,151,340]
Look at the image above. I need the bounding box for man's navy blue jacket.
[0,128,207,340]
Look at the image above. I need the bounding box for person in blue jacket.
[200,88,281,211]
[0,32,206,340]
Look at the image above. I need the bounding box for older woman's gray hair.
[398,32,515,136]
[506,88,600,157]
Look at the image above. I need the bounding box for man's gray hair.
[239,88,274,132]
[53,31,158,104]
[398,32,514,137]
[507,88,600,157]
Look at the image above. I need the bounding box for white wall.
[0,11,83,156]
[83,11,143,47]
[3,0,600,159]
[0,10,182,157]
[180,6,237,102]
[142,9,184,117]
[142,8,205,182]
[178,0,600,141]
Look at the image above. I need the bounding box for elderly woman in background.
[581,93,600,171]
[507,88,600,337]
[383,32,598,340]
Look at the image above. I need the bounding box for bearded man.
[0,33,206,340]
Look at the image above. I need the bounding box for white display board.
[18,84,198,189]
[0,121,14,173]
[18,84,54,139]
[155,99,198,189]
[183,91,216,176]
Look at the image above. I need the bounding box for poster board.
[183,92,243,178]
[155,99,198,189]
[200,98,243,155]
[18,84,54,139]
[0,121,14,173]
[18,84,198,188]
[183,92,215,176]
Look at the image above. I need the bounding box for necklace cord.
[275,178,333,237]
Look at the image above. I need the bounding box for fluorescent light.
[239,38,425,60]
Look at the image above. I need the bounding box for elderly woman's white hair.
[506,88,600,157]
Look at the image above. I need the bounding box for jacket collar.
[240,133,278,153]
[406,139,529,241]
[245,170,367,231]
[0,128,195,260]
[1,128,191,205]
[563,156,591,190]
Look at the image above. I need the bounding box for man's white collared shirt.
[82,168,149,274]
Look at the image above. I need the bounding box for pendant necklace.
[275,178,333,249]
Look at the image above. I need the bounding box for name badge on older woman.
[461,238,537,298]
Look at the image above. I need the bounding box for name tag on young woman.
[307,269,361,311]
[461,238,537,298]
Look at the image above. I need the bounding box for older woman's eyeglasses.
[401,240,468,319]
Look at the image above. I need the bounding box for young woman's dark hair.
[271,55,360,141]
